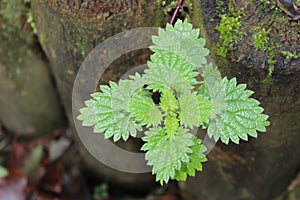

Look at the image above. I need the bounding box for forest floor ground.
[0,125,299,200]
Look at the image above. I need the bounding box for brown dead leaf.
[39,160,64,194]
[154,194,177,200]
[6,140,28,169]
[50,128,67,138]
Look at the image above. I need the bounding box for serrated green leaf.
[128,90,162,127]
[142,127,194,185]
[198,94,213,125]
[77,81,142,142]
[207,77,270,144]
[111,79,144,112]
[201,63,226,116]
[198,84,210,98]
[160,89,178,112]
[128,72,145,86]
[144,50,198,94]
[150,19,210,68]
[77,82,117,128]
[174,137,207,181]
[164,115,179,137]
[179,92,201,128]
[201,63,222,86]
[150,50,199,83]
[178,92,212,129]
[144,64,193,94]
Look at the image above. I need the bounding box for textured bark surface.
[0,0,65,136]
[31,0,168,189]
[180,1,300,199]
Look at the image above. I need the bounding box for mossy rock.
[0,0,65,136]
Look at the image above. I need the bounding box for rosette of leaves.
[78,20,270,185]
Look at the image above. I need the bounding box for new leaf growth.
[77,20,270,185]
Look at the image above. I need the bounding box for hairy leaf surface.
[128,90,162,127]
[201,63,225,115]
[78,81,142,142]
[111,79,144,112]
[174,137,207,181]
[160,89,179,112]
[179,92,212,128]
[207,77,270,144]
[141,127,194,185]
[198,94,213,125]
[178,92,201,128]
[144,50,198,94]
[151,19,210,68]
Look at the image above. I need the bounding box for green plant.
[215,15,242,57]
[26,9,37,35]
[267,47,276,76]
[77,19,270,185]
[156,0,178,15]
[215,0,244,57]
[253,28,269,50]
[281,50,300,64]
[93,183,109,200]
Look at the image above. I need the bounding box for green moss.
[213,0,298,78]
[0,0,37,37]
[215,14,242,57]
[261,74,274,85]
[191,0,228,69]
[27,9,37,35]
[0,0,25,32]
[215,0,244,57]
[252,28,275,76]
[253,28,269,50]
[156,0,177,15]
[266,47,276,76]
[280,50,300,64]
[156,0,163,4]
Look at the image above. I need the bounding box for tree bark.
[31,0,168,190]
[0,0,65,136]
[180,1,300,199]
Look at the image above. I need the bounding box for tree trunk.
[31,0,169,190]
[180,1,300,199]
[0,0,65,136]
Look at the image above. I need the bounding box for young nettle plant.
[77,20,270,185]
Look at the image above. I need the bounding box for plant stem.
[170,0,183,25]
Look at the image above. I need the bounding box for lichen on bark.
[198,0,300,75]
